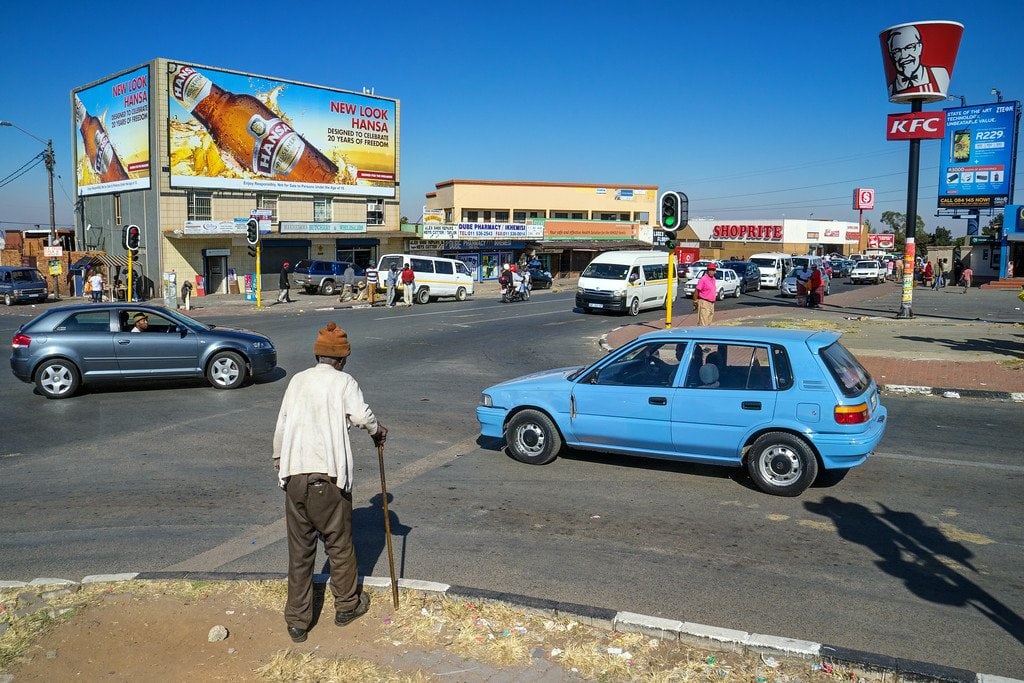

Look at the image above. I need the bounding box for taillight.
[834,403,870,424]
[12,333,31,349]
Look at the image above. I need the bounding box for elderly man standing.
[273,322,388,643]
[692,262,718,326]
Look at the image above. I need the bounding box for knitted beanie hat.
[314,322,350,358]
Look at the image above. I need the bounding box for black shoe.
[335,592,370,626]
[287,626,308,642]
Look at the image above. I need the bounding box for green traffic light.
[665,217,676,227]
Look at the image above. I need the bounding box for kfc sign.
[886,112,945,140]
[867,233,896,250]
[853,188,876,210]
[711,223,783,241]
[880,21,963,104]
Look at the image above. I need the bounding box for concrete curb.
[3,573,1018,682]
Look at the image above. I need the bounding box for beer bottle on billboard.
[74,95,130,183]
[169,64,339,183]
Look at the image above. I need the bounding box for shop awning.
[532,239,652,252]
[70,253,131,270]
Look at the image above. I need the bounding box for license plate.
[590,303,604,309]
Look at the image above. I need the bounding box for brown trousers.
[284,473,359,628]
[696,298,715,326]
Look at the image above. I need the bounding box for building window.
[551,211,569,219]
[494,210,509,222]
[367,198,384,226]
[594,212,630,221]
[187,191,211,221]
[114,194,123,224]
[257,194,278,223]
[465,210,479,222]
[313,197,333,222]
[634,211,650,224]
[571,212,585,220]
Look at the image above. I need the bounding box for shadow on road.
[894,335,1024,360]
[805,496,1024,648]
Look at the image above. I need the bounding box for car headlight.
[481,393,493,407]
[252,340,274,350]
[612,288,626,297]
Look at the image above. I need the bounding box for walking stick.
[377,442,399,608]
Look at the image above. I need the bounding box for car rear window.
[293,260,314,271]
[820,341,872,397]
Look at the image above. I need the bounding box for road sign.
[43,246,63,257]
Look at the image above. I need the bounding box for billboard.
[867,233,896,250]
[879,21,963,104]
[937,102,1019,208]
[72,65,152,196]
[167,62,397,197]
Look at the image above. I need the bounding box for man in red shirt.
[808,265,824,308]
[692,263,718,326]
[400,264,415,307]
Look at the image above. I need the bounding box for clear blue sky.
[2,0,1021,237]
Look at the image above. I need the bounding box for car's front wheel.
[746,432,818,496]
[628,297,640,316]
[207,351,247,390]
[35,359,80,399]
[455,286,467,301]
[3,293,12,306]
[505,409,562,465]
[733,284,741,298]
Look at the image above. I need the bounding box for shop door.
[205,255,227,294]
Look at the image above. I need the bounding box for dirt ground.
[2,581,893,682]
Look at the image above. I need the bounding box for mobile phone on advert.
[952,129,971,163]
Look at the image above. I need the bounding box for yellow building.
[423,179,659,279]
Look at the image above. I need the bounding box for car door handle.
[117,339,131,345]
[649,396,667,405]
[741,401,761,410]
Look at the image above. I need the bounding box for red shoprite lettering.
[711,224,783,240]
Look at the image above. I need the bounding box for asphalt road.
[1,285,1022,677]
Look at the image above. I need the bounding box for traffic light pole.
[127,250,134,303]
[256,241,262,309]
[665,253,675,328]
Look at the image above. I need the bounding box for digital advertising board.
[937,102,1019,208]
[167,62,397,197]
[72,65,152,196]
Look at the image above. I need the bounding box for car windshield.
[819,341,872,397]
[11,269,43,282]
[749,258,776,268]
[161,308,216,332]
[581,263,629,280]
[856,261,876,267]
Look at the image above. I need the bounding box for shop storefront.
[687,219,863,259]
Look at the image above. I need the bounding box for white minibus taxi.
[376,254,474,304]
[575,251,677,316]
[749,252,794,288]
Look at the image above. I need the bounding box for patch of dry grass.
[255,649,430,682]
[763,319,858,333]
[996,358,1024,371]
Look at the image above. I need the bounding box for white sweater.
[273,363,379,491]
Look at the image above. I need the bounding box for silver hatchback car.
[10,303,277,399]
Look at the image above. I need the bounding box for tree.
[878,211,925,252]
[984,213,1003,237]
[400,215,410,225]
[932,226,954,246]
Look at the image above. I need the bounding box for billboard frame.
[937,101,1020,209]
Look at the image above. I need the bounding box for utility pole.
[0,121,56,246]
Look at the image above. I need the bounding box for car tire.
[416,287,430,305]
[756,281,762,291]
[505,409,562,465]
[35,359,81,399]
[207,351,247,390]
[455,286,467,301]
[628,298,640,316]
[3,293,12,306]
[733,285,741,298]
[746,432,818,497]
[320,280,336,296]
[717,288,725,301]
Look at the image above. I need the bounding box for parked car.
[477,327,887,497]
[9,303,277,399]
[828,259,853,278]
[527,268,553,289]
[291,260,366,295]
[678,259,721,281]
[681,267,741,300]
[719,261,762,293]
[780,267,831,297]
[0,266,49,306]
[850,260,885,285]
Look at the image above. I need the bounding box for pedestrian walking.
[400,263,415,306]
[385,264,398,307]
[692,263,718,326]
[794,264,811,307]
[961,265,973,292]
[808,265,824,308]
[932,260,944,289]
[273,322,388,643]
[277,262,293,303]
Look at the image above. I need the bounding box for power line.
[0,152,45,189]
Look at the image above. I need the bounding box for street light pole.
[0,121,57,246]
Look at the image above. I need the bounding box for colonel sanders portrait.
[886,25,950,99]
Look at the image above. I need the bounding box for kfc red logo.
[886,112,946,140]
[879,21,963,104]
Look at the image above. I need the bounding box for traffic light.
[658,191,688,232]
[245,218,260,246]
[123,224,140,251]
[666,237,676,249]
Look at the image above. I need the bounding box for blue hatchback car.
[477,327,887,496]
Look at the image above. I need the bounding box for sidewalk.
[603,282,1024,399]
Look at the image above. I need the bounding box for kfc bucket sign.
[879,21,963,104]
[867,233,896,250]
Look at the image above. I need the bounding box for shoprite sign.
[710,223,783,241]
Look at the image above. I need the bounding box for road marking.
[872,451,1024,473]
[0,453,24,459]
[164,435,483,572]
